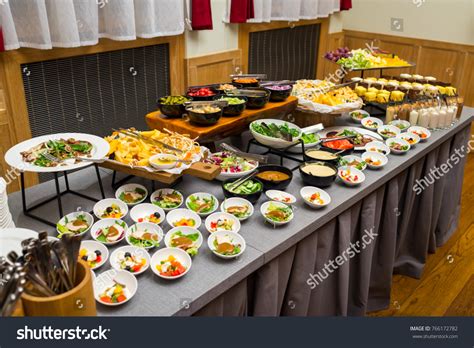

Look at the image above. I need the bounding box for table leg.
[63,171,70,191]
[94,164,106,199]
[20,172,27,213]
[53,173,64,218]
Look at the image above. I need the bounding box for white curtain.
[223,0,340,23]
[0,0,184,50]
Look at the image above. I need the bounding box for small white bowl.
[166,208,202,229]
[341,155,367,171]
[260,201,294,226]
[397,132,420,147]
[126,222,163,249]
[129,203,166,224]
[93,198,128,220]
[150,247,192,280]
[164,226,203,255]
[150,188,184,211]
[207,231,246,259]
[300,186,331,209]
[90,218,128,246]
[220,197,254,221]
[361,151,388,169]
[407,126,431,142]
[364,141,391,156]
[348,109,370,123]
[338,166,366,186]
[109,246,150,276]
[79,240,109,270]
[149,154,178,170]
[361,117,383,130]
[265,190,297,204]
[389,119,411,132]
[115,183,148,206]
[56,211,94,238]
[205,212,241,234]
[385,138,411,154]
[378,125,401,139]
[94,269,137,306]
[185,192,219,216]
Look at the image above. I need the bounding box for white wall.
[341,0,474,45]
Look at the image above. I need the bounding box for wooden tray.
[145,97,298,144]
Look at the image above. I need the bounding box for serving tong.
[226,89,268,97]
[218,143,268,164]
[230,73,267,80]
[184,100,229,108]
[114,128,183,154]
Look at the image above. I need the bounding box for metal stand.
[246,139,307,171]
[20,164,106,227]
[110,171,180,191]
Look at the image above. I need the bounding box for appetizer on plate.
[386,138,411,154]
[92,219,127,245]
[208,231,246,259]
[261,201,294,225]
[150,189,183,210]
[94,270,137,306]
[130,203,165,224]
[56,212,93,237]
[126,223,163,249]
[220,197,254,221]
[389,120,411,131]
[186,193,218,216]
[327,128,377,147]
[364,141,391,155]
[338,166,365,186]
[116,184,148,205]
[165,227,202,256]
[205,212,241,234]
[361,152,388,169]
[339,155,367,171]
[265,190,297,204]
[397,133,420,146]
[300,186,331,209]
[349,110,370,122]
[151,248,192,279]
[114,250,148,274]
[377,125,401,139]
[204,151,258,180]
[98,281,130,304]
[79,240,109,270]
[156,255,187,277]
[149,154,178,170]
[361,117,383,130]
[223,179,262,195]
[166,208,202,229]
[407,126,431,141]
[93,198,128,220]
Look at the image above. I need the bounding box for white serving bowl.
[265,190,297,204]
[150,247,192,280]
[385,138,411,154]
[79,240,109,270]
[207,231,246,259]
[208,152,258,181]
[377,125,401,139]
[341,155,367,171]
[185,192,219,217]
[149,154,178,170]
[56,211,94,238]
[250,119,302,149]
[337,166,366,186]
[299,186,331,209]
[115,183,148,206]
[150,188,184,211]
[407,126,431,142]
[94,269,137,306]
[389,119,411,132]
[220,197,254,221]
[129,203,165,224]
[361,117,383,130]
[166,208,202,229]
[90,218,128,246]
[361,151,388,170]
[109,245,150,276]
[364,141,391,156]
[348,109,370,123]
[126,222,163,249]
[164,226,203,253]
[260,201,294,226]
[397,132,420,147]
[205,212,241,234]
[93,198,128,220]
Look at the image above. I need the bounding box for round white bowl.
[250,119,302,149]
[149,154,178,170]
[220,197,254,221]
[164,226,203,253]
[407,126,431,142]
[300,186,331,209]
[348,109,370,123]
[129,203,165,225]
[90,218,128,246]
[265,190,297,204]
[109,245,150,276]
[79,240,109,270]
[364,141,391,156]
[385,138,411,154]
[397,132,420,147]
[115,183,148,206]
[150,188,184,211]
[361,117,383,130]
[260,201,294,226]
[93,198,128,220]
[166,208,202,229]
[126,222,163,249]
[185,192,219,217]
[207,231,246,259]
[205,212,241,234]
[361,151,388,170]
[208,152,258,181]
[337,166,366,186]
[389,119,411,132]
[341,155,367,171]
[94,269,137,306]
[56,211,94,238]
[150,247,192,280]
[377,125,401,139]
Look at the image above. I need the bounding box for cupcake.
[386,80,400,92]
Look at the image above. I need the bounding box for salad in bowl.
[204,151,258,181]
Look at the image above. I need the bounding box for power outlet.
[391,18,404,32]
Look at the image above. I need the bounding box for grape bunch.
[324,47,352,62]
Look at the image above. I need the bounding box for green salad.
[218,97,246,105]
[251,122,300,139]
[153,190,183,209]
[265,203,293,222]
[128,228,160,248]
[301,133,320,144]
[57,214,90,237]
[187,195,216,214]
[213,237,241,256]
[169,230,200,256]
[224,180,262,195]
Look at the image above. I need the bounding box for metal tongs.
[219,143,268,164]
[184,100,229,108]
[114,128,183,154]
[230,73,267,80]
[260,80,296,87]
[319,80,357,94]
[226,89,268,97]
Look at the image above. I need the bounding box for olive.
[95,250,102,256]
[81,255,88,261]
[106,207,113,213]
[125,266,132,272]
[124,252,131,258]
[153,212,161,218]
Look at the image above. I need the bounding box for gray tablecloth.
[195,124,472,316]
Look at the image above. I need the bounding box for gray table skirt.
[195,125,471,316]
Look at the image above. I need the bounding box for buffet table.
[6,108,473,317]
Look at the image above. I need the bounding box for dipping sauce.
[305,150,338,161]
[301,164,336,177]
[256,171,290,182]
[151,157,176,166]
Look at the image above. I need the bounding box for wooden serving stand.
[145,96,299,144]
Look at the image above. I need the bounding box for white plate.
[250,119,302,149]
[397,133,420,147]
[126,222,163,249]
[115,183,148,206]
[129,203,165,225]
[386,138,411,154]
[338,166,366,186]
[341,155,367,171]
[185,192,219,217]
[94,270,137,306]
[389,120,411,131]
[164,226,203,255]
[79,240,109,270]
[378,125,401,139]
[206,152,258,181]
[110,246,150,276]
[407,126,431,142]
[348,109,370,123]
[300,186,331,209]
[361,151,388,170]
[265,190,297,204]
[5,133,109,173]
[150,188,184,211]
[56,211,94,238]
[220,197,254,221]
[207,231,246,259]
[260,201,294,226]
[150,247,192,280]
[90,218,128,246]
[166,208,202,229]
[364,141,391,156]
[0,228,37,256]
[361,117,383,130]
[93,198,128,220]
[319,126,382,151]
[205,212,241,234]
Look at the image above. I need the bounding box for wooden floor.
[369,152,474,316]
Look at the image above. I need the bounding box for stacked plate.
[0,178,15,229]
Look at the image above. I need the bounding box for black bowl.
[186,106,223,126]
[299,161,338,188]
[320,140,355,157]
[222,178,264,204]
[186,87,220,101]
[265,85,293,102]
[241,88,270,109]
[303,147,340,167]
[157,96,190,118]
[254,165,293,190]
[218,96,247,116]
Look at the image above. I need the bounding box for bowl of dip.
[299,161,338,188]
